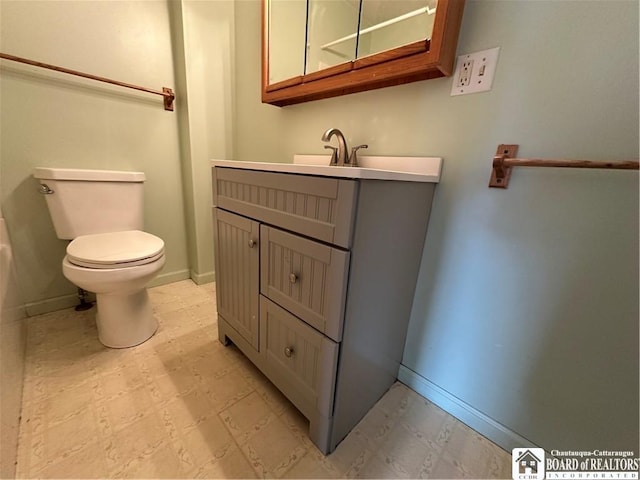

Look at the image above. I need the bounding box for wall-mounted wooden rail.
[489,144,639,188]
[0,52,175,111]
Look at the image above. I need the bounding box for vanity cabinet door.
[260,225,349,342]
[213,208,260,350]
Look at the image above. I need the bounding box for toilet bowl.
[62,230,165,348]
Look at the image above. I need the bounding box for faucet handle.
[348,144,368,167]
[324,145,339,166]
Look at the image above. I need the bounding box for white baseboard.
[398,365,538,452]
[190,270,214,285]
[148,269,191,288]
[25,293,82,316]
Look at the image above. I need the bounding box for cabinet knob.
[248,239,256,248]
[284,346,294,358]
[289,273,298,284]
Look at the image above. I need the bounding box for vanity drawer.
[260,225,349,342]
[212,167,357,248]
[259,296,339,419]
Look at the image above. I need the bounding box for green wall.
[170,0,235,285]
[234,0,639,451]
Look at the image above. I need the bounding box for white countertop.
[210,155,442,183]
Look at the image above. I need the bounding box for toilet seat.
[67,230,165,269]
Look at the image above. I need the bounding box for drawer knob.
[284,346,294,358]
[248,239,256,248]
[289,273,298,284]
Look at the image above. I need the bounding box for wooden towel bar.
[0,52,175,111]
[489,144,639,188]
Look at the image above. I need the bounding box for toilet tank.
[33,167,146,240]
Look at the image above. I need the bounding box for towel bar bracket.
[489,144,518,188]
[162,87,175,111]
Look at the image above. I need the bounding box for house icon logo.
[512,448,545,480]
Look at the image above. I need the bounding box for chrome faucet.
[321,128,348,166]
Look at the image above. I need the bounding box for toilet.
[33,167,165,348]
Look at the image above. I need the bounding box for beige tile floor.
[15,279,511,479]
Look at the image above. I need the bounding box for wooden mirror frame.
[262,0,466,107]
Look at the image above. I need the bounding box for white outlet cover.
[451,47,500,96]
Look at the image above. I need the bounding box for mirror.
[267,0,307,84]
[306,0,359,75]
[357,0,437,59]
[262,0,465,107]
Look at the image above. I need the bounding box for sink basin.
[210,155,442,183]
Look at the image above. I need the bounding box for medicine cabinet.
[262,0,466,107]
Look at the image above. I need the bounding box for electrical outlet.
[451,47,500,96]
[457,60,473,87]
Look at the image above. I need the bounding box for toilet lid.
[67,230,165,268]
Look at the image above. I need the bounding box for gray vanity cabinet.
[212,165,436,454]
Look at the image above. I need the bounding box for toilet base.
[95,289,158,348]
